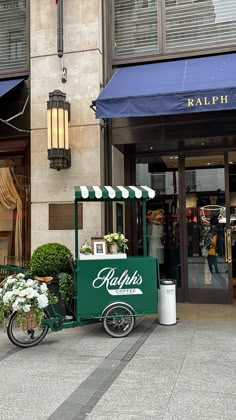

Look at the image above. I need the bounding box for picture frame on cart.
[91,237,107,256]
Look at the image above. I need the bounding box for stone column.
[30,0,104,254]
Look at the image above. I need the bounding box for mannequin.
[147,209,165,264]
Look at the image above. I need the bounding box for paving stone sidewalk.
[1,315,236,419]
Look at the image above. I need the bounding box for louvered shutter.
[0,0,28,73]
[114,0,159,56]
[114,0,236,59]
[165,0,236,53]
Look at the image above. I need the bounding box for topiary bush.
[30,243,73,277]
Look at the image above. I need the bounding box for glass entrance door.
[136,156,182,298]
[185,154,231,303]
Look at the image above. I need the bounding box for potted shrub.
[29,243,74,316]
[30,242,73,278]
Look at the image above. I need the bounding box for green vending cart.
[74,185,159,337]
[5,185,159,348]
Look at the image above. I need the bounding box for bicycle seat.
[34,276,53,283]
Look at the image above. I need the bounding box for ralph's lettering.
[187,95,228,107]
[92,267,143,296]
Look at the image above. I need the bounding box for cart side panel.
[76,257,158,318]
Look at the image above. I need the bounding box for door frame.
[179,151,233,304]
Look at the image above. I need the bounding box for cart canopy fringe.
[74,186,155,201]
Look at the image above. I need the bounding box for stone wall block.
[64,25,99,51]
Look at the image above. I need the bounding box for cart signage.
[92,267,143,296]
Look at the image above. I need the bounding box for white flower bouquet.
[0,273,57,327]
[104,232,128,251]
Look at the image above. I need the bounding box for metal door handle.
[225,230,228,263]
[226,228,232,264]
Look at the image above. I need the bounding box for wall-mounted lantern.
[47,89,71,171]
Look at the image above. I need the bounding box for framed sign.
[49,203,83,230]
[91,238,107,256]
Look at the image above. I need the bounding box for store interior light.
[47,90,71,171]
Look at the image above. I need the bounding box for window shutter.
[114,0,236,60]
[0,0,28,73]
[165,0,236,53]
[114,0,159,56]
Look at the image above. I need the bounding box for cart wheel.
[7,309,50,348]
[103,303,135,338]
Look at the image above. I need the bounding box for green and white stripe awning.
[74,186,155,201]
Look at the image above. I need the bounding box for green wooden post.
[74,199,79,260]
[142,200,147,257]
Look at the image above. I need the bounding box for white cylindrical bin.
[158,280,176,326]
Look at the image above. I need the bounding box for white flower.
[6,277,17,285]
[12,301,20,311]
[14,297,23,304]
[37,294,48,309]
[13,289,22,297]
[26,279,35,286]
[3,291,14,303]
[40,283,48,293]
[32,290,39,298]
[23,304,31,312]
[16,273,25,280]
[0,288,3,294]
[19,289,28,297]
[23,287,36,299]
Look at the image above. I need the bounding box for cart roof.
[74,186,155,201]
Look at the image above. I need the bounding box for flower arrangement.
[80,241,92,254]
[0,273,57,326]
[104,232,128,251]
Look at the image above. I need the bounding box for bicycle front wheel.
[103,303,135,338]
[7,309,50,348]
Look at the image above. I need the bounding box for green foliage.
[30,243,73,277]
[58,272,74,303]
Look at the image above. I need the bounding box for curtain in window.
[0,168,22,258]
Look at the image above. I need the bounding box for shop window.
[151,173,166,194]
[0,158,28,266]
[113,0,236,62]
[0,0,28,73]
[185,170,196,192]
[114,0,159,56]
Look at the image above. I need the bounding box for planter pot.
[109,244,118,254]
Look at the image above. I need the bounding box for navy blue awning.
[0,78,24,99]
[93,54,236,118]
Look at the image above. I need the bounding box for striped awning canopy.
[74,186,155,201]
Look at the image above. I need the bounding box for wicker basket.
[20,310,39,331]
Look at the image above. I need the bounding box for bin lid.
[160,280,176,285]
